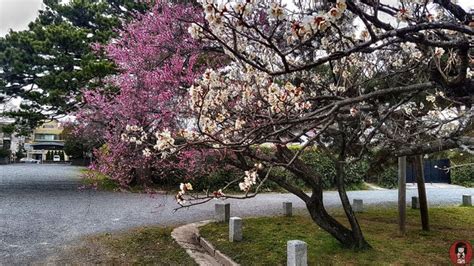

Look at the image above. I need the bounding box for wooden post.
[398,156,406,235]
[414,155,430,231]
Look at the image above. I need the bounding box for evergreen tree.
[0,0,150,131]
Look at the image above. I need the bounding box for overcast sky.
[1,0,473,37]
[0,0,473,37]
[0,0,43,37]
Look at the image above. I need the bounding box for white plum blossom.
[426,95,436,103]
[396,8,412,22]
[232,0,253,16]
[267,3,286,20]
[401,102,417,115]
[254,163,264,170]
[434,47,445,57]
[239,170,258,191]
[153,129,175,152]
[329,83,346,93]
[336,0,347,11]
[142,148,152,157]
[182,129,200,141]
[176,182,194,205]
[188,23,203,39]
[126,125,143,132]
[180,182,193,192]
[328,7,343,20]
[235,118,246,130]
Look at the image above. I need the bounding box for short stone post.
[353,199,363,213]
[411,196,420,209]
[283,202,293,217]
[462,195,472,206]
[287,240,307,266]
[229,217,242,242]
[215,203,230,223]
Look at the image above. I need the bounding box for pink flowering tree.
[122,0,473,248]
[76,3,221,188]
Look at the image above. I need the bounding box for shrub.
[263,147,367,190]
[181,148,368,192]
[450,154,474,187]
[372,166,398,189]
[451,166,474,187]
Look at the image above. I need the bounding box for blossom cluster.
[176,182,193,205]
[188,0,352,72]
[423,106,470,137]
[239,170,258,191]
[121,125,177,158]
[239,163,263,191]
[189,66,313,143]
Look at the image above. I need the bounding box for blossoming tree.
[76,3,217,187]
[121,0,473,249]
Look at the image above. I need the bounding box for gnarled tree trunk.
[274,146,371,250]
[335,161,371,249]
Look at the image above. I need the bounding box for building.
[25,120,69,162]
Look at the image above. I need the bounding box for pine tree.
[0,0,150,131]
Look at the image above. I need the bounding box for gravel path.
[1,164,473,264]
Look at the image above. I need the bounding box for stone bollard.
[229,217,242,242]
[353,199,363,213]
[462,195,472,206]
[283,202,293,217]
[215,203,230,223]
[411,196,420,209]
[287,240,307,266]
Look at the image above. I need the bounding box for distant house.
[25,120,69,162]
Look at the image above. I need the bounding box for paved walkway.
[1,164,473,264]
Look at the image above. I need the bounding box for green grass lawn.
[61,226,196,265]
[200,207,474,265]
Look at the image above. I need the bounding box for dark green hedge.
[0,149,11,158]
[268,148,368,190]
[450,154,474,187]
[189,148,368,192]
